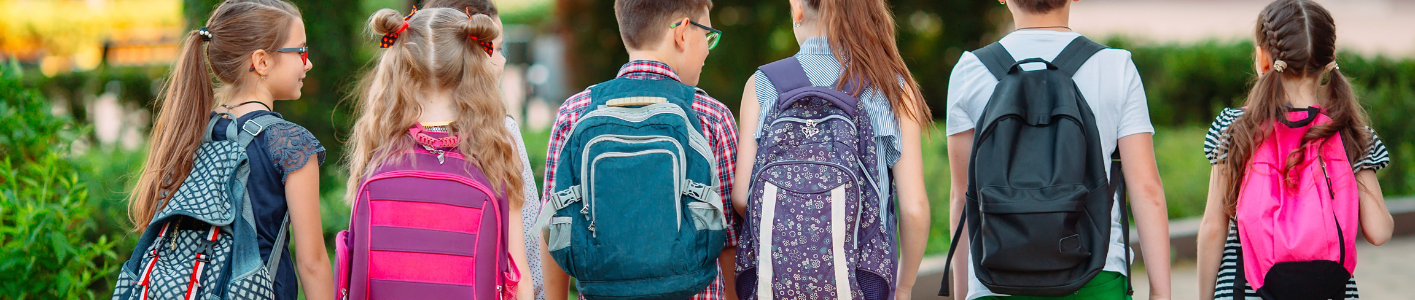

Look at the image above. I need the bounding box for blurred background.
[1,0,1413,298]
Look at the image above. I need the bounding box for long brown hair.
[1219,0,1370,216]
[801,0,932,125]
[346,8,524,206]
[128,0,302,231]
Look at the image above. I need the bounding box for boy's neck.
[627,50,675,72]
[1012,9,1071,31]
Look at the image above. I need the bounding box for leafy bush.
[0,70,121,299]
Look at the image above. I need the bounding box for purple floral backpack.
[735,57,897,300]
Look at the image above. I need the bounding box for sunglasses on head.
[671,20,721,50]
[276,47,308,64]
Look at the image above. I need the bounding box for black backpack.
[939,37,1131,297]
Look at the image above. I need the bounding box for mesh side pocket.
[735,268,757,300]
[857,270,891,300]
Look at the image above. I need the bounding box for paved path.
[911,236,1415,299]
[1131,236,1415,300]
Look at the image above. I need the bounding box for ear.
[790,0,804,24]
[1254,46,1272,74]
[251,49,271,77]
[672,17,691,52]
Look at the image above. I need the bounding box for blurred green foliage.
[556,0,1003,114]
[0,70,120,299]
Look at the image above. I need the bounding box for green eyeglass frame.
[671,20,721,50]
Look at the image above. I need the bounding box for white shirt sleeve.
[946,52,994,136]
[1114,52,1155,139]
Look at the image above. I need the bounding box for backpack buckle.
[242,121,266,137]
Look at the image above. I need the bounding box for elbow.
[1133,181,1168,209]
[900,200,931,225]
[1365,230,1392,246]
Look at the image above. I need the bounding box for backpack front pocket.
[977,184,1091,272]
[548,217,573,251]
[687,202,725,231]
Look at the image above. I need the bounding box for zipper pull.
[1319,156,1335,199]
[436,150,446,164]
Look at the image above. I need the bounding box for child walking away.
[943,0,1173,299]
[731,0,935,299]
[536,0,738,299]
[336,7,531,300]
[417,2,548,300]
[111,1,332,299]
[1196,1,1395,299]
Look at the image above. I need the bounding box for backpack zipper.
[1318,154,1335,200]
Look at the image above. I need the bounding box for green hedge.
[1113,38,1415,198]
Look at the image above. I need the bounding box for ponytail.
[128,30,215,230]
[127,0,301,231]
[809,0,932,125]
[1322,67,1373,164]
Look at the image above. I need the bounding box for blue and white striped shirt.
[750,37,904,168]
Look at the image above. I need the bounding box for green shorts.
[978,271,1132,300]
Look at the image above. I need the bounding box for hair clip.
[1272,60,1288,73]
[197,27,212,42]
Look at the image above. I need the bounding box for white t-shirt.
[944,30,1154,300]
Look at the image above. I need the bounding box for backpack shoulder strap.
[236,114,291,148]
[758,57,812,94]
[1053,36,1109,77]
[268,213,291,278]
[971,42,1015,81]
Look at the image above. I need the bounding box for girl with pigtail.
[1197,0,1395,299]
[121,0,332,299]
[336,7,532,300]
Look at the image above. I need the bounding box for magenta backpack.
[335,126,520,300]
[1234,106,1359,300]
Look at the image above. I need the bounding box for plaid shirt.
[541,60,738,300]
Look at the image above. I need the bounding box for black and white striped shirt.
[1203,107,1390,300]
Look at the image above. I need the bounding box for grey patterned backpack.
[736,57,897,300]
[111,113,292,300]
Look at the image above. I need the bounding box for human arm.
[1355,170,1392,245]
[732,76,761,218]
[1117,133,1170,300]
[1196,163,1232,300]
[945,130,973,298]
[285,156,332,300]
[892,110,930,300]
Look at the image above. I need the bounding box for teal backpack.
[544,77,727,300]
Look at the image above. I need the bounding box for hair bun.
[461,13,500,42]
[369,8,407,36]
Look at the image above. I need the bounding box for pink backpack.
[1234,106,1359,300]
[336,126,520,300]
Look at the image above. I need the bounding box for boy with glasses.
[537,0,739,299]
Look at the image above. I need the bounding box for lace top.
[212,110,325,300]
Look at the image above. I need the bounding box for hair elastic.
[466,8,495,57]
[197,27,213,42]
[1272,60,1288,73]
[379,6,417,48]
[1325,61,1340,73]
